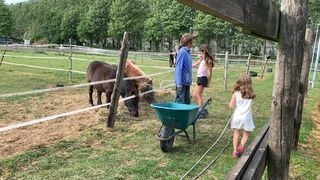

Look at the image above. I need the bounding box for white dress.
[230,91,255,131]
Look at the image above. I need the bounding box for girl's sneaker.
[231,151,239,158]
[237,145,245,156]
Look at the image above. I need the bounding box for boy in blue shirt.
[174,33,197,104]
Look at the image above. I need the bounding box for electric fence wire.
[0,83,175,133]
[180,117,232,180]
[181,103,263,179]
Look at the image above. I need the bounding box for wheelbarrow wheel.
[160,127,175,153]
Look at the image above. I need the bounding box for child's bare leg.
[192,86,198,103]
[233,129,240,152]
[240,130,250,146]
[197,86,204,106]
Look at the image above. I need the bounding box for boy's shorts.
[196,76,208,87]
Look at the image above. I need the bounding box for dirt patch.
[0,89,171,158]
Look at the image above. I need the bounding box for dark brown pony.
[87,61,140,117]
[125,60,154,103]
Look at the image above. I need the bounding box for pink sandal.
[237,145,245,156]
[232,151,239,158]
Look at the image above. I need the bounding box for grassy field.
[0,50,319,179]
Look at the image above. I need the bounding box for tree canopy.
[6,0,320,53]
[0,0,13,37]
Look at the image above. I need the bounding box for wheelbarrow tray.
[150,102,199,130]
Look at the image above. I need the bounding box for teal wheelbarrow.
[150,98,212,152]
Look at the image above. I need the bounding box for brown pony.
[125,60,154,103]
[87,61,140,117]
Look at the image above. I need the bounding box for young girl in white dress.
[229,74,256,158]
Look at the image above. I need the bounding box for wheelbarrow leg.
[193,123,196,141]
[183,130,192,144]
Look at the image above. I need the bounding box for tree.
[143,0,168,51]
[193,12,218,45]
[0,0,13,37]
[309,0,320,25]
[109,0,148,49]
[61,8,81,44]
[163,1,196,49]
[78,0,111,48]
[42,10,63,43]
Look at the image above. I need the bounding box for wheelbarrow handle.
[199,98,212,112]
[194,98,213,121]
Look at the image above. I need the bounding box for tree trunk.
[168,38,173,51]
[263,40,267,56]
[292,28,314,149]
[268,0,308,179]
[155,40,160,52]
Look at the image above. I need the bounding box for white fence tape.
[0,83,175,133]
[0,70,173,98]
[4,54,66,59]
[4,55,173,69]
[2,61,86,74]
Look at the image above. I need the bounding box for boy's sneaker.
[203,109,209,115]
[198,111,208,119]
[237,144,245,156]
[198,112,206,119]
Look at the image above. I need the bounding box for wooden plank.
[226,121,270,180]
[107,32,129,128]
[177,0,280,41]
[242,131,269,179]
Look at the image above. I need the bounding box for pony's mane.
[125,60,145,76]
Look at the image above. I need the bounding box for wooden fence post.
[0,50,7,67]
[68,38,72,81]
[224,51,229,90]
[268,0,308,179]
[107,32,129,128]
[246,53,252,74]
[260,55,269,79]
[293,28,314,149]
[0,42,8,67]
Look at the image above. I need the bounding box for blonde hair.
[233,74,256,99]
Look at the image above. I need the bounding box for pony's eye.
[130,91,136,96]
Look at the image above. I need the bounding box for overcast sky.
[5,0,28,4]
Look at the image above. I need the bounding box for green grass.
[0,50,319,179]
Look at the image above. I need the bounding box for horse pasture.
[0,50,319,179]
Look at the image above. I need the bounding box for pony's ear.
[148,78,153,84]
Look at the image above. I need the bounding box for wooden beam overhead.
[177,0,280,41]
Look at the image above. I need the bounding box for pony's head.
[122,80,140,117]
[140,78,154,103]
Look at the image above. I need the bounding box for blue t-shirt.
[174,46,192,87]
